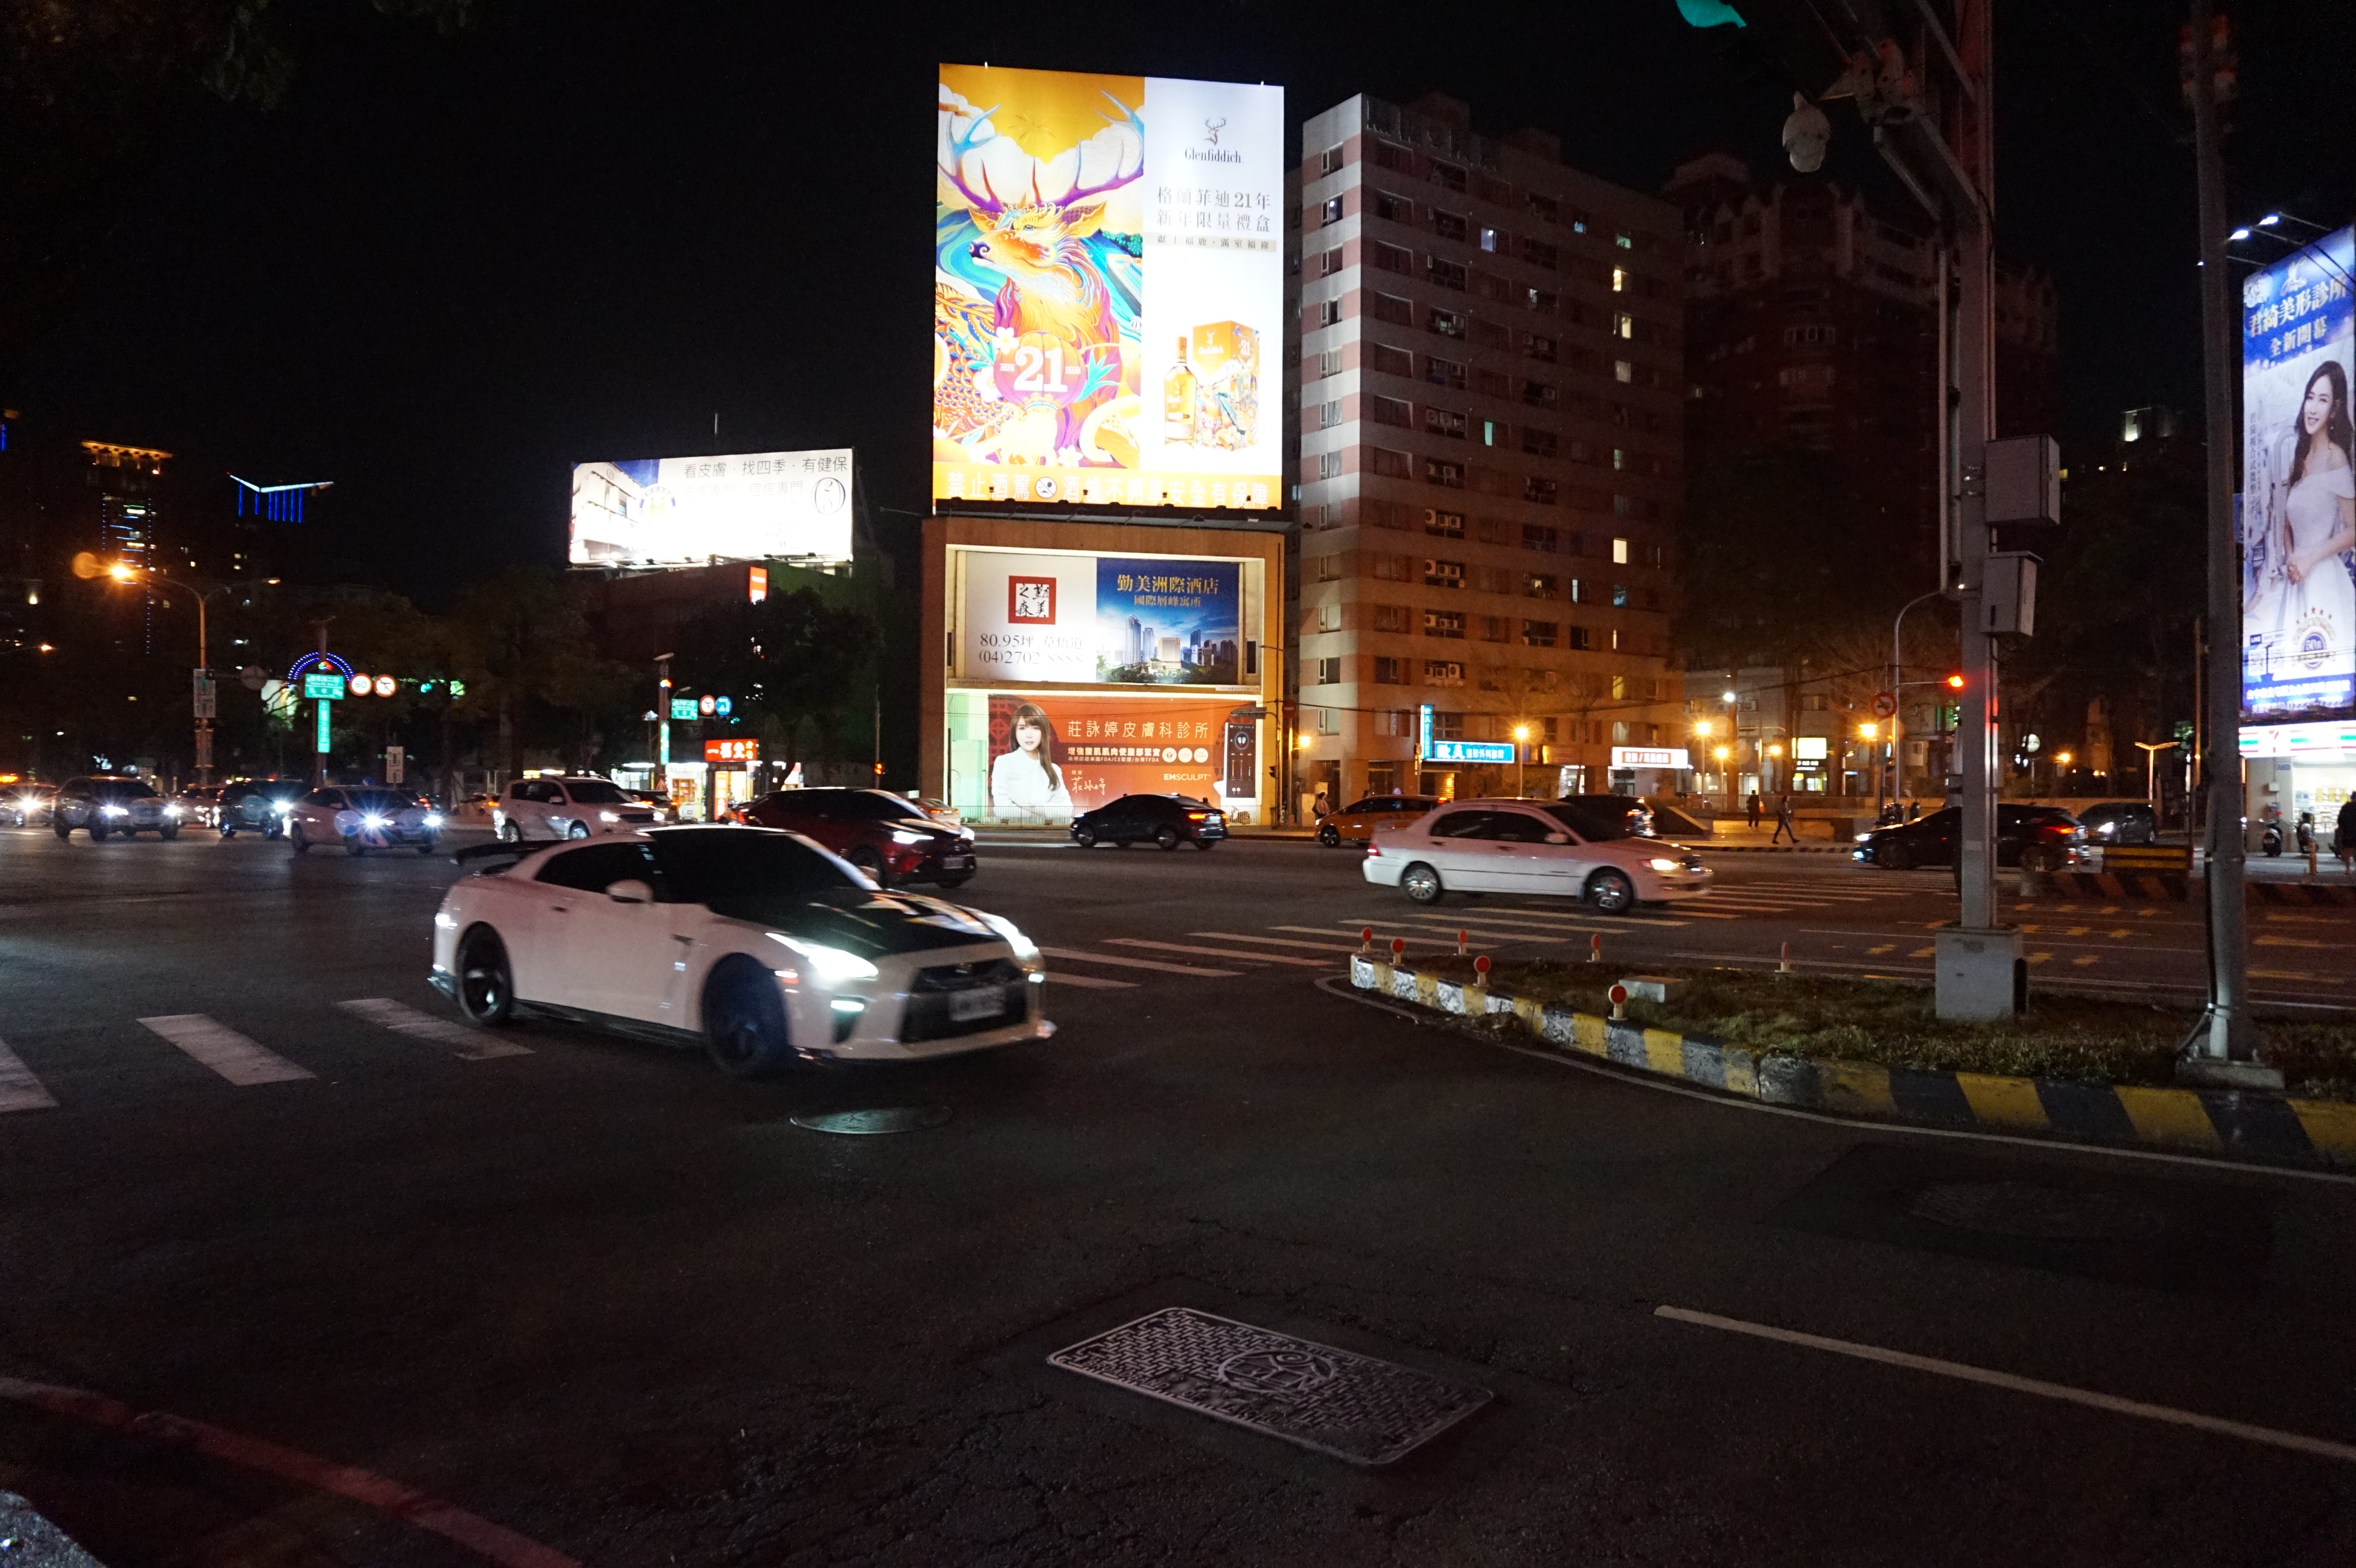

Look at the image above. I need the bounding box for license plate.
[948,988,1003,1022]
[941,855,972,869]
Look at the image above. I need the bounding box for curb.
[2035,871,2356,905]
[1349,956,2356,1173]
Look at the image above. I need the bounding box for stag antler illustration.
[940,89,1146,217]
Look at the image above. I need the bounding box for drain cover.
[789,1106,952,1135]
[1048,1307,1489,1466]
[1907,1180,2165,1242]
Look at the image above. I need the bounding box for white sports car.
[429,825,1052,1075]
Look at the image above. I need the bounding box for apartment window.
[1523,572,1559,599]
[1319,247,1343,277]
[1568,439,1595,464]
[1432,711,1466,740]
[1522,380,1558,408]
[1611,536,1630,563]
[1473,270,1512,303]
[1316,452,1342,480]
[1522,523,1559,553]
[1615,231,1635,249]
[1427,256,1467,291]
[1424,355,1467,389]
[1372,241,1413,274]
[1474,565,1512,593]
[1369,448,1410,478]
[1476,368,1512,399]
[1568,577,1583,602]
[1611,583,1630,607]
[1522,237,1559,270]
[1373,656,1409,684]
[1524,333,1557,363]
[1522,428,1558,458]
[1647,543,1668,568]
[1565,624,1592,650]
[1315,603,1342,632]
[1368,395,1411,427]
[1370,343,1413,377]
[1424,508,1465,538]
[1425,661,1466,688]
[1314,657,1341,685]
[1317,348,1342,378]
[1377,708,1410,735]
[1526,192,1559,222]
[1425,458,1465,488]
[1428,308,1466,339]
[1372,604,1412,633]
[1482,419,1504,447]
[1430,160,1467,193]
[1316,300,1341,327]
[1610,674,1629,700]
[1478,665,1507,692]
[1316,707,1340,734]
[1521,620,1558,648]
[1613,493,1634,517]
[1423,558,1465,588]
[1802,692,1829,711]
[1431,209,1468,242]
[1479,226,1503,253]
[1612,720,1631,745]
[1318,145,1344,175]
[1424,609,1466,639]
[1615,313,1636,339]
[1372,140,1413,172]
[1526,287,1558,313]
[1525,476,1558,505]
[1374,190,1412,223]
[1614,359,1634,383]
[1611,266,1628,293]
[1612,447,1628,471]
[1422,406,1466,440]
[1313,553,1343,582]
[1371,293,1413,326]
[1371,553,1413,581]
[1318,400,1340,429]
[1480,615,1511,642]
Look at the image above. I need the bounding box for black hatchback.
[1854,804,2085,871]
[2074,800,2158,846]
[1070,793,1227,850]
[217,779,307,838]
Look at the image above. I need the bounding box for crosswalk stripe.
[1197,931,1365,953]
[1105,939,1332,968]
[0,1037,57,1112]
[1342,919,1573,946]
[1039,946,1241,977]
[336,998,532,1060]
[1404,906,1687,930]
[1268,925,1454,952]
[1045,971,1139,989]
[137,1015,313,1085]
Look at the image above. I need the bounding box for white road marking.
[1656,1305,2356,1466]
[0,1037,57,1112]
[1105,939,1331,967]
[1038,947,1241,977]
[1197,930,1366,953]
[1044,971,1138,989]
[137,1015,313,1085]
[336,998,532,1060]
[1341,919,1573,946]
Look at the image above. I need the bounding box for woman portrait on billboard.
[2249,357,2356,689]
[989,700,1073,820]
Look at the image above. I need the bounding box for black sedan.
[2074,800,2159,846]
[1070,793,1227,850]
[1853,804,2085,872]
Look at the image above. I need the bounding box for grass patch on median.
[1412,958,2356,1102]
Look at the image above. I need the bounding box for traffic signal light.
[1946,673,1966,690]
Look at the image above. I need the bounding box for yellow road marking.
[2066,926,2090,936]
[1910,945,1935,958]
[2109,928,2134,938]
[2018,923,2042,933]
[1868,944,1894,955]
[2258,935,2334,949]
[2097,905,2120,914]
[2071,955,2098,966]
[2027,952,2053,964]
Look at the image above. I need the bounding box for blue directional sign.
[1419,704,1515,765]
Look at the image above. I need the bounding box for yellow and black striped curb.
[1349,956,2356,1172]
[2036,870,2356,904]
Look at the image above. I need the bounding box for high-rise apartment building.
[83,440,171,655]
[1292,94,1687,806]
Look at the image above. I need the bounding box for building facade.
[1292,94,1687,807]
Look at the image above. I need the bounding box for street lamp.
[106,562,234,784]
[1512,724,1530,799]
[2133,740,2179,808]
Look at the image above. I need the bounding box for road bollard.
[1589,933,1602,965]
[1779,941,1792,974]
[1474,954,1491,981]
[1360,926,1374,956]
[1609,982,1628,1021]
[1390,936,1406,964]
[1457,929,1467,956]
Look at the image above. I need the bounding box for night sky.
[16,0,2353,602]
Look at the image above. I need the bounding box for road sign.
[315,701,332,753]
[373,674,396,697]
[385,744,404,784]
[670,698,698,721]
[348,674,374,698]
[191,672,216,720]
[1869,691,1898,719]
[714,695,732,718]
[1228,707,1270,721]
[302,673,344,701]
[239,666,267,692]
[698,694,718,716]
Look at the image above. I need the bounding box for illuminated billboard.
[973,690,1241,819]
[570,449,854,568]
[954,547,1251,687]
[2240,226,2355,724]
[933,65,1283,512]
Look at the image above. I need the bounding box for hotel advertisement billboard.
[932,64,1283,512]
[570,449,854,568]
[954,547,1249,687]
[2240,226,2356,725]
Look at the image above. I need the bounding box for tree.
[671,588,880,775]
[445,566,626,779]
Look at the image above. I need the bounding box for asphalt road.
[1,826,2352,1565]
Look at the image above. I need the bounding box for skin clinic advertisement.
[932,65,1283,512]
[984,691,1235,819]
[571,449,854,567]
[958,548,1247,686]
[2241,226,2356,724]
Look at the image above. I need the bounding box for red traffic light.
[1946,673,1966,689]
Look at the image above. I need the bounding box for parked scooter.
[2261,817,2284,857]
[2295,811,2315,857]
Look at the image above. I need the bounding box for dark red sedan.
[733,788,978,889]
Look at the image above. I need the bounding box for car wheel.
[567,821,590,840]
[2019,844,2057,874]
[701,957,795,1078]
[89,820,108,842]
[1073,825,1097,847]
[346,838,369,856]
[264,819,283,840]
[158,824,178,841]
[497,819,520,844]
[289,823,310,855]
[1155,826,1179,851]
[1586,868,1637,914]
[1402,863,1444,905]
[1881,841,1913,871]
[455,928,516,1027]
[1192,838,1216,850]
[847,846,890,887]
[53,820,70,840]
[418,838,439,856]
[219,826,235,838]
[1317,824,1340,847]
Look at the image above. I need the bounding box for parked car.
[1316,794,1438,848]
[217,779,307,838]
[911,796,964,828]
[286,785,443,855]
[172,786,223,828]
[493,777,659,842]
[2074,800,2159,846]
[1070,793,1227,850]
[430,825,1049,1075]
[1557,793,1657,838]
[1852,804,2086,871]
[1363,798,1711,912]
[54,776,178,840]
[623,789,674,825]
[9,783,57,828]
[735,787,976,888]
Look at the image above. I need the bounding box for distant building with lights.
[83,441,172,654]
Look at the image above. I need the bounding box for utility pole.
[656,653,674,799]
[2180,0,2267,1079]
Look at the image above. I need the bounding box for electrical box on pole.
[1979,553,2038,638]
[1983,436,2061,525]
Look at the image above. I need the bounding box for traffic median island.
[1348,955,2356,1171]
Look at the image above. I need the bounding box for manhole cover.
[1048,1307,1489,1466]
[788,1106,952,1135]
[1907,1180,2166,1241]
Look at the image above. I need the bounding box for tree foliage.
[671,588,880,768]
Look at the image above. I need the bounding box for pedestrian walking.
[1770,794,1797,844]
[2338,796,2356,876]
[1311,790,1332,823]
[1746,791,1763,829]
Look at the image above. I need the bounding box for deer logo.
[1204,117,1227,146]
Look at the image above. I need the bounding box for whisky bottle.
[1162,336,1197,446]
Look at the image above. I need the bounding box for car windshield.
[1543,803,1635,841]
[817,792,931,823]
[348,790,424,813]
[561,780,630,804]
[648,828,991,957]
[95,780,158,801]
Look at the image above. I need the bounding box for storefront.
[1609,744,1692,799]
[2242,721,2356,842]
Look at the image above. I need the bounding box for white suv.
[493,777,658,842]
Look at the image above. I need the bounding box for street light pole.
[2134,740,2178,809]
[1513,724,1530,799]
[114,565,224,784]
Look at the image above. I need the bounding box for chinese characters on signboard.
[571,449,853,568]
[958,548,1246,687]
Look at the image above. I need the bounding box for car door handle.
[550,904,569,914]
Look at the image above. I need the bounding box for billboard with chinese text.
[956,547,1247,686]
[2241,226,2356,725]
[570,449,854,568]
[979,690,1238,820]
[932,65,1282,513]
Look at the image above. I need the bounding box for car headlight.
[100,805,127,817]
[423,812,443,828]
[976,910,1039,961]
[164,803,183,817]
[958,826,975,842]
[890,829,929,846]
[766,933,879,983]
[361,815,388,829]
[1647,857,1681,872]
[276,803,294,816]
[599,810,619,823]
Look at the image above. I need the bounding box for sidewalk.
[1687,820,1856,854]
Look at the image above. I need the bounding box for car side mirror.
[1545,831,1570,844]
[605,879,653,904]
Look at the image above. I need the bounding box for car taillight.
[1185,812,1208,821]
